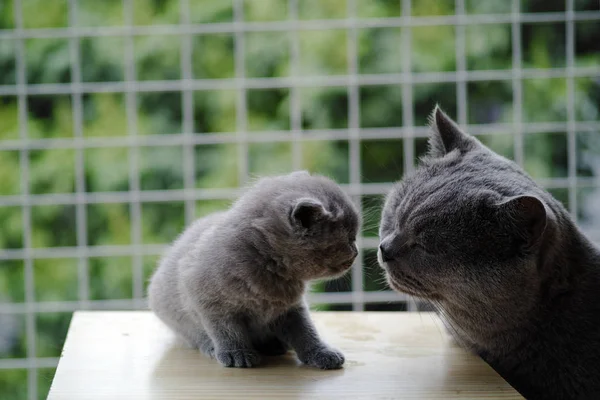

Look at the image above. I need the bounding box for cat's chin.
[386,271,439,300]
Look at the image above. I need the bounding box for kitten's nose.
[379,244,393,262]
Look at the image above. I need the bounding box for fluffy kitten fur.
[378,107,600,399]
[148,171,359,369]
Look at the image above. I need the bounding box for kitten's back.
[147,211,227,319]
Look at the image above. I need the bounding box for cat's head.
[245,171,359,281]
[378,107,557,308]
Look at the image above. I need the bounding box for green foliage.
[0,207,23,249]
[89,257,133,300]
[35,313,72,358]
[0,1,599,398]
[38,368,57,400]
[0,262,25,303]
[34,259,79,302]
[0,370,26,400]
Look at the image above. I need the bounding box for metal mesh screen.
[0,0,599,398]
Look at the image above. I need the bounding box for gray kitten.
[148,171,359,369]
[378,107,600,399]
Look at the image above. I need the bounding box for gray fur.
[148,171,359,369]
[378,106,600,399]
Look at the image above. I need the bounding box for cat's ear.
[289,170,310,178]
[291,198,331,229]
[497,195,547,250]
[428,105,475,157]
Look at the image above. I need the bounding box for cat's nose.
[350,242,358,258]
[379,244,393,262]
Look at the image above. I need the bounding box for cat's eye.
[410,242,426,251]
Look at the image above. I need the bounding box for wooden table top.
[47,311,521,399]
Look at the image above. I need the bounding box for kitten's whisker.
[344,274,352,286]
[374,275,389,286]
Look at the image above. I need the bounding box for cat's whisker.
[425,302,445,339]
[409,296,420,316]
[429,300,463,344]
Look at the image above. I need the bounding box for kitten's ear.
[497,195,547,250]
[291,198,330,229]
[428,105,475,157]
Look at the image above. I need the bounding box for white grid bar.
[69,0,91,310]
[565,0,577,217]
[180,0,196,224]
[289,0,302,171]
[1,177,599,208]
[511,0,524,166]
[12,0,37,398]
[122,0,145,302]
[455,0,468,126]
[401,0,415,175]
[0,357,60,370]
[347,0,364,311]
[233,0,249,184]
[1,244,168,261]
[0,66,598,96]
[4,226,600,263]
[2,121,599,152]
[401,0,417,312]
[0,11,599,40]
[0,290,410,315]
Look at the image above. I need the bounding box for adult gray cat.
[148,171,359,369]
[378,107,600,399]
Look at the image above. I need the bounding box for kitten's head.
[243,171,359,281]
[378,107,558,308]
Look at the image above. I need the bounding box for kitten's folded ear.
[428,105,477,157]
[291,198,331,229]
[496,195,547,250]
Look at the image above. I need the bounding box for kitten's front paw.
[216,349,261,368]
[300,347,345,370]
[199,342,215,358]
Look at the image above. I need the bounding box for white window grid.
[0,0,599,398]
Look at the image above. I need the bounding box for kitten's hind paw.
[216,349,262,368]
[254,336,289,356]
[300,347,345,370]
